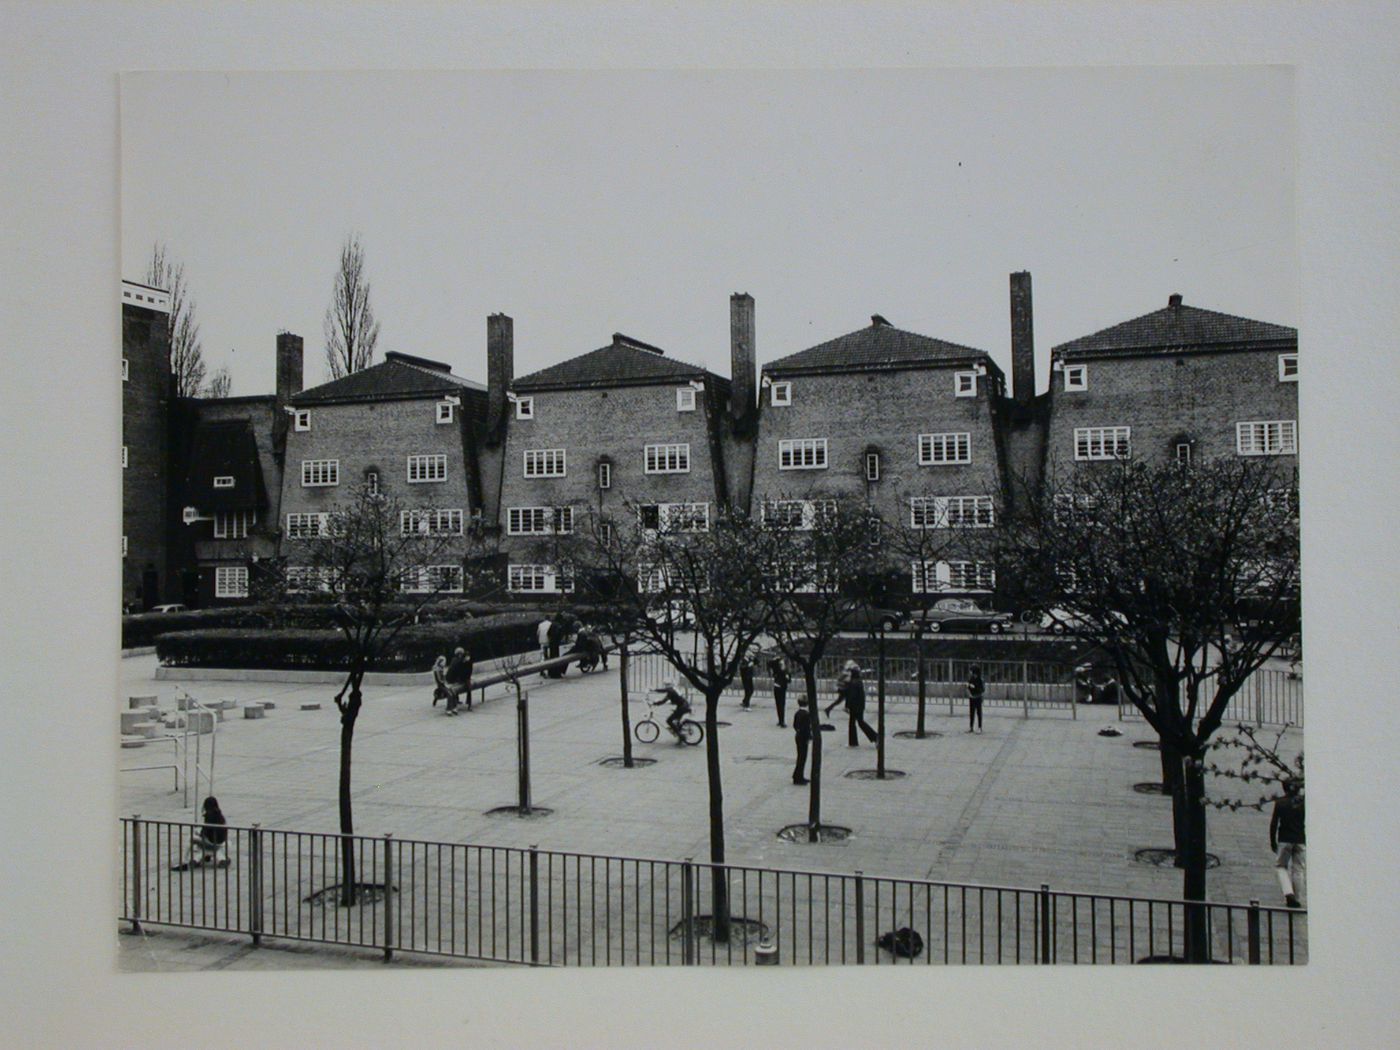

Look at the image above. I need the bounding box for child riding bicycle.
[651,679,692,739]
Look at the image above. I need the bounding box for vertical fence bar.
[681,858,695,966]
[854,872,866,964]
[382,834,394,962]
[1038,884,1052,964]
[529,845,540,966]
[1247,899,1262,965]
[128,816,142,934]
[249,823,263,947]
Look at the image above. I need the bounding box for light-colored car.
[910,598,1014,634]
[149,603,189,614]
[1039,608,1126,635]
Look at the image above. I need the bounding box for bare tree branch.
[147,243,206,397]
[323,233,381,380]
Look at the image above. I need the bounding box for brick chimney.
[729,293,756,425]
[275,332,304,403]
[1169,293,1183,308]
[1009,271,1035,403]
[487,313,513,436]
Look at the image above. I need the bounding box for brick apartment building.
[495,324,734,595]
[275,351,489,598]
[121,280,174,610]
[753,311,1008,599]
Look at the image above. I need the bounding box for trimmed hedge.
[155,612,540,673]
[124,600,512,649]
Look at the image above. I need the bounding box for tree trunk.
[338,678,362,906]
[1162,739,1186,863]
[618,638,633,767]
[703,689,729,943]
[805,666,822,840]
[1179,754,1212,962]
[915,629,927,737]
[876,628,887,776]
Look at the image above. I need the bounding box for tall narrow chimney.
[487,313,514,436]
[729,293,756,425]
[1009,272,1035,403]
[275,332,304,403]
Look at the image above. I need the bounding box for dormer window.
[294,409,311,432]
[1278,354,1299,382]
[436,402,455,424]
[954,371,978,397]
[213,475,235,489]
[676,387,696,412]
[515,397,534,420]
[770,382,792,406]
[1064,364,1087,391]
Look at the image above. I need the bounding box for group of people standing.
[431,646,474,715]
[538,614,609,677]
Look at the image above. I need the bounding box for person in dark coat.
[791,696,812,784]
[740,650,757,709]
[1270,778,1306,908]
[825,661,878,746]
[189,796,228,867]
[769,656,791,727]
[966,665,985,732]
[546,618,567,678]
[444,646,474,714]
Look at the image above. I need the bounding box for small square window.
[1175,442,1192,465]
[770,382,792,406]
[954,372,978,397]
[515,397,534,420]
[122,358,129,382]
[213,475,235,488]
[865,451,881,482]
[1278,354,1299,382]
[676,387,696,412]
[365,471,379,495]
[600,521,614,545]
[598,461,611,490]
[437,402,455,424]
[294,409,311,432]
[1064,364,1087,391]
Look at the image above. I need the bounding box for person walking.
[791,696,812,784]
[740,650,757,709]
[1270,779,1306,908]
[825,660,877,747]
[966,665,985,733]
[770,656,791,727]
[444,646,474,714]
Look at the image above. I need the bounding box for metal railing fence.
[121,817,1305,966]
[1117,670,1303,729]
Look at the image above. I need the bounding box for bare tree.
[323,233,381,380]
[991,458,1299,960]
[147,243,205,397]
[267,485,494,903]
[204,366,232,399]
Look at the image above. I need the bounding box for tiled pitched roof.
[1054,298,1297,357]
[292,353,485,404]
[185,420,265,512]
[513,334,724,392]
[765,318,994,376]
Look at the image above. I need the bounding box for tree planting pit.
[303,882,395,908]
[1133,782,1170,795]
[484,806,555,819]
[668,915,769,948]
[893,730,942,740]
[845,768,908,780]
[777,823,852,844]
[598,757,657,769]
[1134,847,1220,869]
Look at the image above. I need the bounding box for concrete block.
[244,704,266,719]
[129,694,159,710]
[130,721,160,738]
[261,701,276,711]
[176,695,194,711]
[120,711,148,734]
[187,710,215,734]
[120,737,147,749]
[300,703,322,711]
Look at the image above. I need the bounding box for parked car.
[838,606,907,633]
[1038,607,1126,635]
[148,603,188,614]
[910,598,1014,633]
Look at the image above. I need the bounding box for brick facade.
[121,282,173,610]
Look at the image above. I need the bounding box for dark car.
[910,598,1014,634]
[838,606,906,633]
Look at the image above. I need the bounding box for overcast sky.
[121,68,1295,397]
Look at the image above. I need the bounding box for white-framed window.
[1064,364,1088,391]
[1175,442,1193,465]
[1052,493,1100,524]
[1278,354,1299,382]
[1237,420,1297,456]
[286,512,331,539]
[524,448,566,478]
[1074,426,1131,461]
[122,535,127,557]
[644,443,691,474]
[912,560,995,593]
[215,566,249,599]
[213,475,235,489]
[122,358,129,382]
[637,563,669,594]
[287,566,335,593]
[301,459,339,487]
[918,432,971,465]
[213,510,256,539]
[909,495,994,529]
[676,387,696,412]
[770,381,792,406]
[365,471,379,495]
[508,563,574,593]
[598,461,611,489]
[954,371,978,397]
[865,451,881,482]
[400,508,464,536]
[401,565,465,594]
[778,438,827,470]
[515,397,534,420]
[436,401,455,424]
[760,498,836,531]
[507,506,575,535]
[599,521,614,546]
[658,502,710,533]
[122,445,128,469]
[293,409,311,432]
[407,454,447,483]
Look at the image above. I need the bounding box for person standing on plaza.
[546,616,567,677]
[431,654,449,707]
[1270,778,1306,908]
[825,660,877,747]
[537,616,553,667]
[740,649,757,709]
[791,696,812,784]
[967,665,985,733]
[769,655,791,727]
[444,646,474,714]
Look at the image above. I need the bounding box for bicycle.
[634,699,704,746]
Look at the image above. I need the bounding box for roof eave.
[764,354,997,378]
[1052,339,1299,360]
[512,371,730,394]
